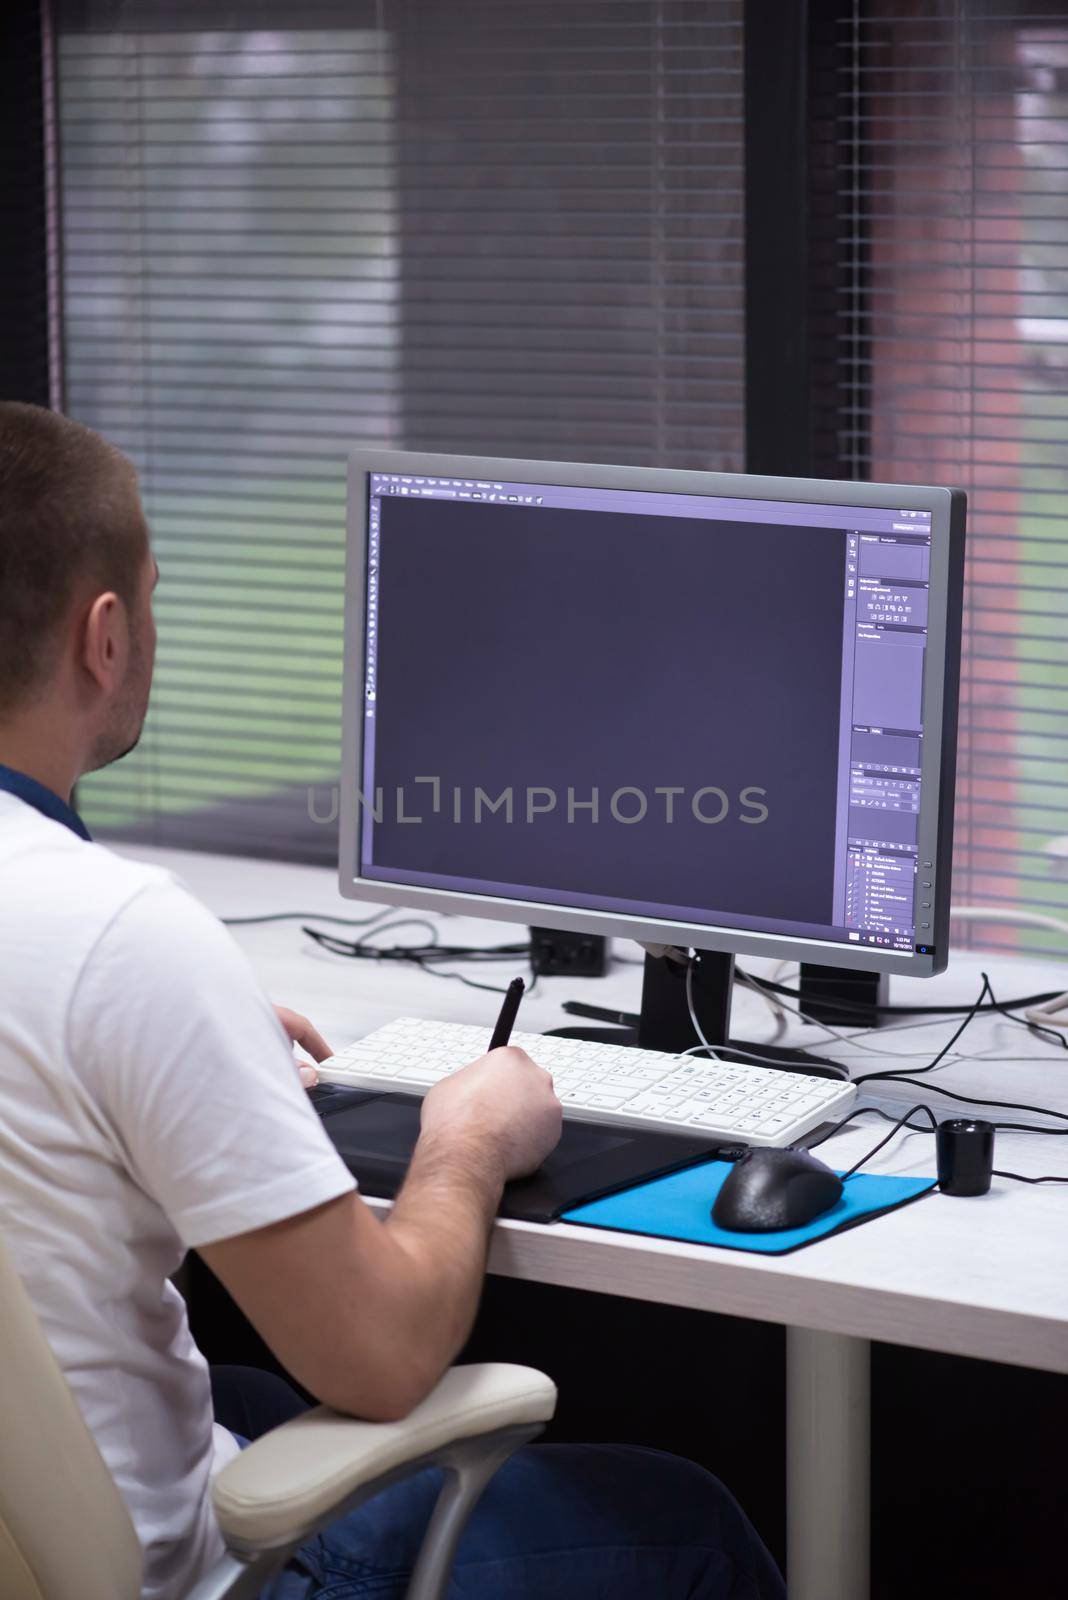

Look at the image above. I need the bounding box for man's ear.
[80,591,128,692]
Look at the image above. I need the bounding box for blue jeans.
[211,1366,784,1600]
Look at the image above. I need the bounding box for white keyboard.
[318,1017,856,1147]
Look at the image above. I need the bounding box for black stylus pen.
[488,976,526,1050]
[562,1000,641,1028]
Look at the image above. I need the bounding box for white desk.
[126,846,1068,1600]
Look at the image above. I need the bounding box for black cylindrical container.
[936,1118,995,1196]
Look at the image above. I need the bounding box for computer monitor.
[339,452,965,1051]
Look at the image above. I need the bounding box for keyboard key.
[689,1108,733,1127]
[602,1075,657,1094]
[757,1114,792,1133]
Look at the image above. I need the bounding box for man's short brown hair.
[0,403,148,712]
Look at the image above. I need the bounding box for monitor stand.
[546,949,848,1081]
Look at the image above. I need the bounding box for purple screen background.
[365,496,848,927]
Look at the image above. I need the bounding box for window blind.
[811,0,1068,957]
[56,0,745,863]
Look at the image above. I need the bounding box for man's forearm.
[381,1127,506,1399]
[200,1049,557,1424]
[199,1137,505,1426]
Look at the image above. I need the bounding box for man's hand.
[420,1046,562,1183]
[274,1004,332,1088]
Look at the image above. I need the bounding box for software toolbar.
[842,522,933,950]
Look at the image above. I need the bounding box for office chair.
[0,1231,556,1600]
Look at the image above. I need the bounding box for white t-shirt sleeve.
[66,877,356,1249]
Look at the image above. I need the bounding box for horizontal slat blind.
[391,1,744,466]
[57,0,745,862]
[811,0,1068,958]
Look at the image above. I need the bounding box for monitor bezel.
[339,450,965,978]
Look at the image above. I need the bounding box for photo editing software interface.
[359,472,936,956]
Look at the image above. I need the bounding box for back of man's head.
[0,403,147,714]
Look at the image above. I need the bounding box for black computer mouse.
[712,1147,844,1233]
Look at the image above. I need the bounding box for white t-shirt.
[0,793,356,1600]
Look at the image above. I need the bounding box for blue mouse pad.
[562,1158,937,1254]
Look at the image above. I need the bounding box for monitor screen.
[343,458,962,972]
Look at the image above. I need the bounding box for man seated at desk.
[0,402,783,1600]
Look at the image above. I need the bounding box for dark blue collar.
[0,763,91,841]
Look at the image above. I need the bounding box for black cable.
[223,908,393,927]
[809,1102,1068,1185]
[304,934,531,966]
[992,1170,1068,1185]
[303,918,529,960]
[736,969,1068,1084]
[838,1104,939,1179]
[418,963,537,997]
[301,921,539,996]
[852,972,995,1088]
[985,995,1068,1053]
[807,1102,937,1153]
[303,919,443,959]
[849,976,1068,1133]
[737,967,1065,1021]
[811,1103,1068,1148]
[741,972,1068,1181]
[875,1080,1068,1126]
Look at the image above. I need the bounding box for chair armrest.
[211,1363,557,1553]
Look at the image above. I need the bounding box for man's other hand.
[420,1046,562,1182]
[274,1004,332,1088]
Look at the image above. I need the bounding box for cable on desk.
[809,1103,1068,1149]
[869,1078,1068,1127]
[850,976,1068,1104]
[851,973,996,1087]
[305,918,441,954]
[737,969,994,1062]
[735,968,1066,1022]
[804,1104,936,1174]
[837,1104,938,1179]
[992,1170,1068,1185]
[222,908,394,928]
[985,996,1068,1054]
[693,966,1067,1105]
[416,962,540,997]
[683,965,1065,1182]
[807,1102,1068,1185]
[806,1103,929,1151]
[304,925,531,963]
[301,920,539,997]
